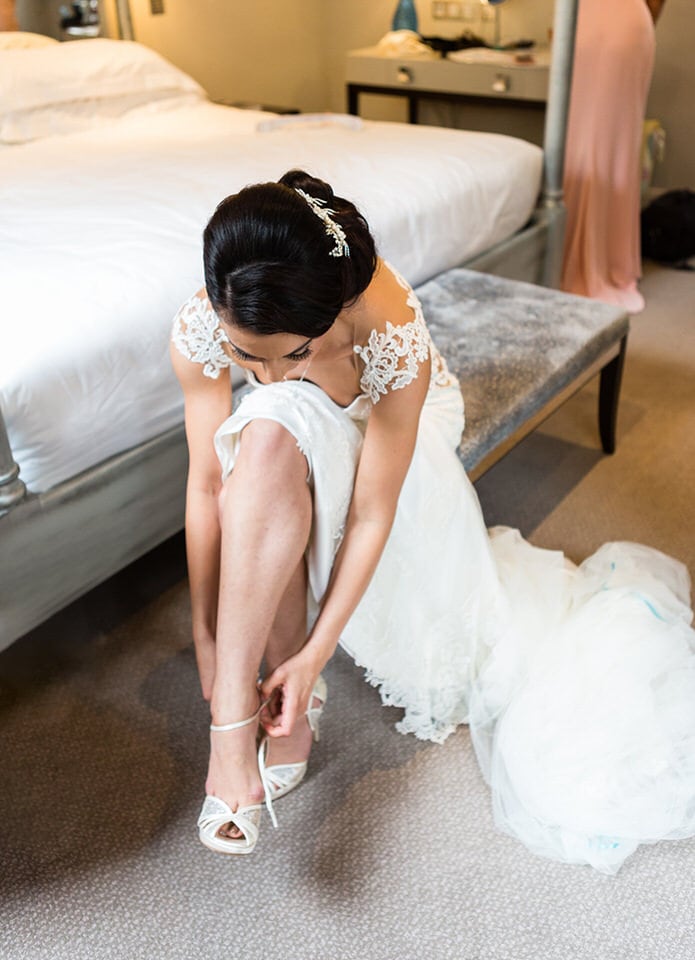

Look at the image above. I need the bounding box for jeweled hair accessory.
[295,188,350,258]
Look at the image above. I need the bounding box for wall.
[122,0,326,110]
[646,0,693,189]
[16,0,63,37]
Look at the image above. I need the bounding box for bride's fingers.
[263,687,300,738]
[260,670,284,704]
[259,688,283,727]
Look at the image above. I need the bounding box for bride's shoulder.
[351,259,424,343]
[350,260,431,403]
[170,287,233,381]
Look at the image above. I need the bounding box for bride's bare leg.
[207,418,312,834]
[263,556,316,769]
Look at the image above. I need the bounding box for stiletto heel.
[197,700,277,855]
[306,674,327,742]
[264,675,327,800]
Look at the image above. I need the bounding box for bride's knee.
[218,419,311,526]
[238,418,305,468]
[218,419,313,537]
[221,419,309,508]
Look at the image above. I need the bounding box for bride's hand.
[259,652,320,738]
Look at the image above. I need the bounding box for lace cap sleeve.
[353,265,432,404]
[171,293,232,380]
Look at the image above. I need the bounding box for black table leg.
[598,335,628,454]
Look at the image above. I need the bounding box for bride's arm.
[170,311,232,700]
[260,275,431,733]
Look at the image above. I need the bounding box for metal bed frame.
[0,0,578,650]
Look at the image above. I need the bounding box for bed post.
[114,0,134,40]
[0,407,26,512]
[541,0,579,287]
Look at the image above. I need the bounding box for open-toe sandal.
[264,675,327,801]
[197,702,278,855]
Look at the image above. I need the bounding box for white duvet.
[0,98,542,492]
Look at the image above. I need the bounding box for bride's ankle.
[206,726,264,801]
[210,688,262,728]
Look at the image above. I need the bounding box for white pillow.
[0,38,206,143]
[0,31,58,49]
[0,90,206,144]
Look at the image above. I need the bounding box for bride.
[171,169,695,873]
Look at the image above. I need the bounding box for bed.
[0,3,578,650]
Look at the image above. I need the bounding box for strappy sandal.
[197,703,278,855]
[264,675,327,801]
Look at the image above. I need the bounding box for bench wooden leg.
[598,335,628,454]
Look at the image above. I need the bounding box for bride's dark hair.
[203,169,378,337]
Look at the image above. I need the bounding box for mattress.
[0,99,542,493]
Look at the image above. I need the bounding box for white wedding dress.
[172,269,695,875]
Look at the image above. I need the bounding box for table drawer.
[346,50,549,102]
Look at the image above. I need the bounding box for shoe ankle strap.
[210,697,269,733]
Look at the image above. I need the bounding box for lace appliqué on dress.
[171,295,232,380]
[354,263,458,404]
[354,315,431,404]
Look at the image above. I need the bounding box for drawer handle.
[396,67,413,84]
[492,74,510,93]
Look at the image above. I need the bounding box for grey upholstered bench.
[415,269,630,481]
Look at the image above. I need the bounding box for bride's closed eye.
[228,345,256,362]
[287,347,312,362]
[229,345,313,363]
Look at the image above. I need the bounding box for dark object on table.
[419,32,488,56]
[419,34,536,58]
[501,38,535,50]
[641,189,695,269]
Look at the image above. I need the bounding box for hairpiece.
[295,188,350,258]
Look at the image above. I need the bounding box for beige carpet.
[1,263,694,960]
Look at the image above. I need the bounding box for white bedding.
[0,95,542,493]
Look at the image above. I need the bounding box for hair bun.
[278,169,335,206]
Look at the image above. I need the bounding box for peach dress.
[561,0,656,312]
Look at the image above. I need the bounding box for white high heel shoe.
[264,675,327,801]
[197,703,278,855]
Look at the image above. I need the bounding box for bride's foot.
[207,728,263,839]
[199,697,274,852]
[264,676,327,800]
